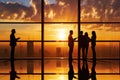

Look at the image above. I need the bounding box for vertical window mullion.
[41,0,44,80]
[78,0,81,80]
[119,42,120,74]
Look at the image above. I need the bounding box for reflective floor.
[0,41,120,80]
[0,59,120,80]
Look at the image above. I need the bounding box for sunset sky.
[0,1,120,80]
[0,0,120,40]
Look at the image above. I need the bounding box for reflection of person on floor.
[91,31,96,60]
[78,62,82,80]
[10,70,20,80]
[68,30,76,66]
[10,29,20,80]
[81,60,90,80]
[68,64,77,80]
[90,59,96,80]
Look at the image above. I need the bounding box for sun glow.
[58,29,66,40]
[58,75,66,80]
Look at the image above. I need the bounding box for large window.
[0,0,120,80]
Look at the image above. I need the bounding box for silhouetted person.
[78,68,82,80]
[90,59,96,80]
[83,32,90,59]
[78,31,84,59]
[78,31,84,80]
[10,29,20,80]
[68,30,76,66]
[91,31,96,60]
[79,31,84,50]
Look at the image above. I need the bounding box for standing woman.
[91,31,96,60]
[84,32,90,59]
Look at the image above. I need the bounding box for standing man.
[68,30,76,63]
[78,31,84,80]
[10,29,20,80]
[78,31,84,59]
[68,30,77,80]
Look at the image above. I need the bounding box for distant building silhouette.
[27,41,34,74]
[56,47,62,67]
[4,48,8,57]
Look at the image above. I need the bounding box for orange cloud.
[47,9,56,19]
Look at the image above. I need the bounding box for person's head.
[80,31,83,35]
[11,29,16,34]
[85,32,88,37]
[69,30,73,35]
[92,31,96,36]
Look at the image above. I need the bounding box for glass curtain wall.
[0,0,120,80]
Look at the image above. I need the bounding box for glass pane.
[81,0,120,22]
[44,24,78,40]
[44,42,78,58]
[44,0,78,22]
[95,60,119,73]
[44,60,68,73]
[81,24,120,40]
[0,0,41,22]
[0,42,41,58]
[96,42,119,58]
[0,24,41,40]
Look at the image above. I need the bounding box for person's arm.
[16,37,20,40]
[15,37,20,42]
[73,37,77,41]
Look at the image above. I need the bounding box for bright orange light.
[58,75,66,80]
[58,29,66,40]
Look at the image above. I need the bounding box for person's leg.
[86,46,88,59]
[10,46,15,71]
[92,46,96,60]
[82,47,85,60]
[69,47,73,67]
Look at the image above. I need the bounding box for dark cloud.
[81,0,120,31]
[0,0,120,26]
[81,0,120,22]
[0,2,34,21]
[0,0,41,21]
